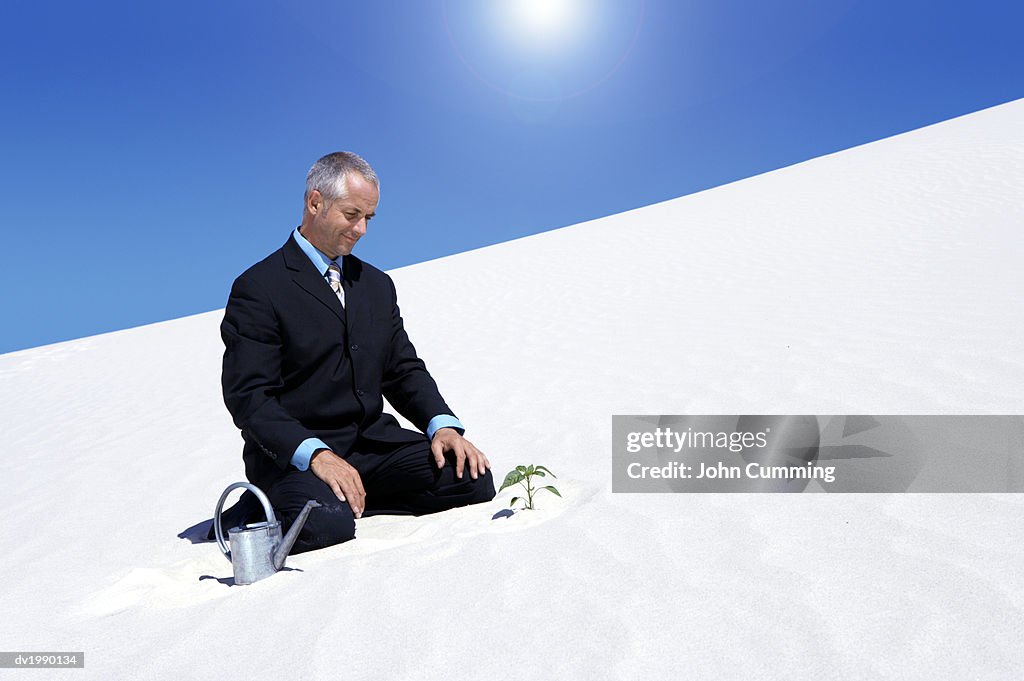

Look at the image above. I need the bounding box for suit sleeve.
[380,273,457,433]
[221,273,314,470]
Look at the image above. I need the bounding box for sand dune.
[1,98,1022,680]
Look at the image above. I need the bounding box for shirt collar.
[293,226,340,277]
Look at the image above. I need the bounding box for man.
[213,151,495,554]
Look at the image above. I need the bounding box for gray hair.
[304,151,380,208]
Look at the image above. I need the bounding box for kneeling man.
[214,151,495,553]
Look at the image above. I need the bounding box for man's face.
[302,172,379,259]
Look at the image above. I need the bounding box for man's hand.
[309,449,366,518]
[430,428,491,480]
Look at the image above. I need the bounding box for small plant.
[499,464,561,510]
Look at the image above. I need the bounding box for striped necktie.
[327,262,345,308]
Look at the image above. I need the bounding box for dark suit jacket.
[221,231,457,491]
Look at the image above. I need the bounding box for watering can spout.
[274,499,322,569]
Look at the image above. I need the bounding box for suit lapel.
[341,253,363,335]
[283,233,346,325]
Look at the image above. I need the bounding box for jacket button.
[350,344,359,351]
[356,389,365,396]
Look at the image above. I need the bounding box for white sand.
[1,98,1022,680]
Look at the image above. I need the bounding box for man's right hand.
[309,449,366,518]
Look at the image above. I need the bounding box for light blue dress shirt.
[289,227,464,471]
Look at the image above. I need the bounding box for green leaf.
[533,470,546,477]
[535,465,556,478]
[526,464,535,475]
[541,486,562,497]
[499,470,524,492]
[515,465,527,474]
[509,496,521,508]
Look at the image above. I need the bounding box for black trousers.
[213,437,497,555]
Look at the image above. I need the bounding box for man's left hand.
[430,428,490,480]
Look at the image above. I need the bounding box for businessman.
[213,151,496,554]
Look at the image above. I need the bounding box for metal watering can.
[214,482,321,585]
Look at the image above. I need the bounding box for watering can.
[214,482,321,585]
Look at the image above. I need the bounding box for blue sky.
[1,0,1020,354]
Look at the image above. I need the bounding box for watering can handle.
[213,482,279,557]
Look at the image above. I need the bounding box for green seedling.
[498,464,561,510]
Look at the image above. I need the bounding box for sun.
[442,0,646,101]
[508,0,578,36]
[499,0,583,46]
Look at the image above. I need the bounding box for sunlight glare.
[505,0,580,42]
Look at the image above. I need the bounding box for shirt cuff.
[426,414,465,440]
[292,437,330,471]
